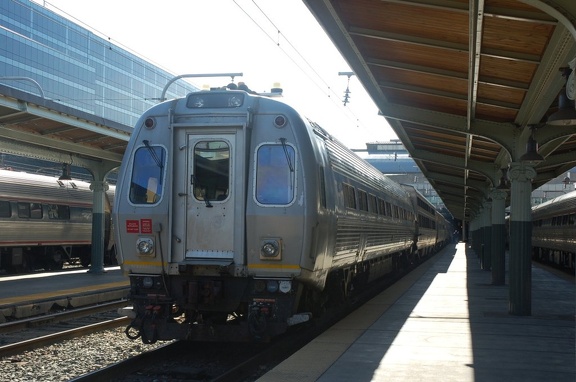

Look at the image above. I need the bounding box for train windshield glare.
[129,146,165,204]
[256,144,296,205]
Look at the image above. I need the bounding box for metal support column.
[89,180,109,274]
[508,162,536,315]
[490,189,507,285]
[469,218,478,254]
[482,199,492,270]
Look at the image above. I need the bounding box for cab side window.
[255,144,296,205]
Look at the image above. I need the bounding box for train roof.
[532,190,576,215]
[0,169,115,206]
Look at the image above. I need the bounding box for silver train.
[0,169,116,272]
[113,85,451,343]
[531,190,576,273]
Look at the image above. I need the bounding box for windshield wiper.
[279,138,294,172]
[143,140,163,168]
[143,139,164,185]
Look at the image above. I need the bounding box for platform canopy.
[304,0,576,221]
[0,84,130,173]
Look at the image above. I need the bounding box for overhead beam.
[0,126,124,163]
[0,137,112,169]
[410,148,498,181]
[0,96,131,142]
[368,57,529,91]
[426,172,488,192]
[349,26,541,64]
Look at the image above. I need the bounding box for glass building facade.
[0,0,198,127]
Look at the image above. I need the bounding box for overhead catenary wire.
[234,0,367,131]
[34,0,372,135]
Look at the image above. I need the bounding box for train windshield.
[255,144,295,205]
[129,145,165,204]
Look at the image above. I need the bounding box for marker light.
[144,117,156,129]
[279,280,292,293]
[266,280,279,293]
[254,280,266,293]
[274,115,287,128]
[142,276,154,288]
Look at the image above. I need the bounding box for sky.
[31,0,398,149]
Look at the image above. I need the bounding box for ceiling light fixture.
[547,67,576,126]
[520,126,544,164]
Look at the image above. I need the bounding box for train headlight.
[136,237,155,255]
[228,95,243,107]
[262,242,278,256]
[186,92,245,108]
[260,239,281,260]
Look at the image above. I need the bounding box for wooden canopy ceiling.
[304,0,576,221]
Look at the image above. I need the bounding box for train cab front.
[115,87,314,343]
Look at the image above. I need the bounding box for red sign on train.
[126,220,139,233]
[126,219,153,233]
[140,218,152,234]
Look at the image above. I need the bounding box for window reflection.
[130,146,165,204]
[256,144,295,205]
[193,141,230,202]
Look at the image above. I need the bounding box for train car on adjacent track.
[113,84,450,343]
[0,169,116,272]
[403,184,451,261]
[531,190,576,274]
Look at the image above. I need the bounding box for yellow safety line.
[123,260,300,271]
[247,264,300,270]
[122,260,167,267]
[0,280,128,305]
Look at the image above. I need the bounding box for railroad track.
[69,329,308,382]
[70,258,424,381]
[0,300,130,357]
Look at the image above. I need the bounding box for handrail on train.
[160,72,244,102]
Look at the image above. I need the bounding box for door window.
[193,140,230,202]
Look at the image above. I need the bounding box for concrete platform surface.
[259,243,575,382]
[0,266,128,320]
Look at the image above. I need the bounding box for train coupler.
[125,320,142,340]
[124,305,162,344]
[247,299,275,338]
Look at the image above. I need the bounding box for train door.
[183,133,245,264]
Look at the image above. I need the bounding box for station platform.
[259,243,575,382]
[0,267,128,321]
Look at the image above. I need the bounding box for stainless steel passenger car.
[0,169,115,272]
[403,184,450,260]
[114,87,450,343]
[531,190,576,273]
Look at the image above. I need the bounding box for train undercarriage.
[532,246,575,274]
[0,245,117,273]
[121,247,430,344]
